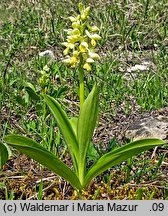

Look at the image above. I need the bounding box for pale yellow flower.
[63,56,78,68]
[73,50,79,57]
[83,62,92,71]
[88,51,100,60]
[68,15,80,22]
[85,30,101,41]
[91,39,96,47]
[86,58,94,63]
[79,41,88,53]
[90,26,100,32]
[72,20,80,29]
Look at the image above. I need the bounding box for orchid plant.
[1,3,165,192]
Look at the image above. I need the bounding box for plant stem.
[78,161,85,187]
[77,189,84,200]
[79,56,84,109]
[78,56,85,185]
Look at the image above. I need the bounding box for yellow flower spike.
[79,41,88,53]
[69,56,78,65]
[63,2,101,73]
[83,62,92,71]
[68,16,76,22]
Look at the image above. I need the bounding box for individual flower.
[63,56,78,68]
[62,2,101,71]
[83,62,92,71]
[79,41,88,53]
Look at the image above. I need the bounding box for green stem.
[79,57,84,110]
[77,189,84,200]
[78,160,85,186]
[78,56,85,185]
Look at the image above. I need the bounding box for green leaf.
[77,84,99,183]
[24,82,40,101]
[0,142,9,170]
[84,138,165,188]
[69,117,78,136]
[43,95,79,165]
[4,135,82,190]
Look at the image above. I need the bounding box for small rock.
[127,63,149,73]
[39,50,54,58]
[123,60,156,81]
[125,115,168,141]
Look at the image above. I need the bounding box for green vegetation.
[0,0,168,199]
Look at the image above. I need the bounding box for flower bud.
[91,33,101,40]
[78,3,83,13]
[81,6,90,20]
[86,58,94,63]
[68,15,80,22]
[89,51,100,60]
[90,26,99,32]
[91,39,96,47]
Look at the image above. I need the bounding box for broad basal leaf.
[4,135,82,190]
[77,84,99,183]
[43,95,79,167]
[84,138,165,188]
[69,117,78,136]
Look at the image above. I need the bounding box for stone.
[39,50,54,58]
[125,115,168,141]
[123,60,156,81]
